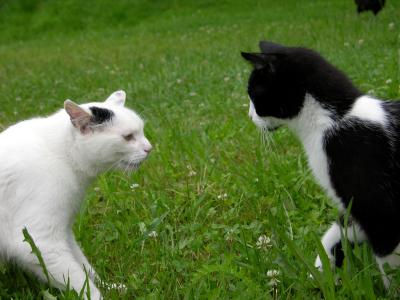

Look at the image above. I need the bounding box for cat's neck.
[287,94,335,142]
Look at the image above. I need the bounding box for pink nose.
[144,145,153,154]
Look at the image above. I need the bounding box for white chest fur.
[288,95,344,211]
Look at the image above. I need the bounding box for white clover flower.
[389,22,395,30]
[186,165,197,177]
[267,269,280,286]
[130,183,140,190]
[148,231,158,238]
[217,193,228,200]
[176,78,182,84]
[267,270,280,277]
[358,39,364,45]
[386,79,392,84]
[256,235,272,250]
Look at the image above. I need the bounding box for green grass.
[0,0,399,298]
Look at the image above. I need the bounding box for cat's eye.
[123,133,135,141]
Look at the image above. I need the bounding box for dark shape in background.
[355,0,386,15]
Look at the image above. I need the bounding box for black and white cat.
[242,41,400,287]
[0,91,152,299]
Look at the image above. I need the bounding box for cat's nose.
[144,145,153,154]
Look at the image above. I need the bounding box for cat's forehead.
[83,102,144,130]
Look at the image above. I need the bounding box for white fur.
[0,90,152,299]
[376,247,400,288]
[347,95,387,126]
[314,221,367,270]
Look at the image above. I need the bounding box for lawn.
[0,0,399,299]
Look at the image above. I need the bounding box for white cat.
[0,90,152,299]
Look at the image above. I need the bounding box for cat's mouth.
[265,125,281,132]
[119,159,143,171]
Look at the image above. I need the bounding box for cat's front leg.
[69,234,127,293]
[69,234,98,282]
[315,220,366,271]
[18,239,102,300]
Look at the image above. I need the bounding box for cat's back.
[0,112,71,175]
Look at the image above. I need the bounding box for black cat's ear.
[64,100,92,134]
[241,52,277,72]
[259,41,285,53]
[241,52,268,69]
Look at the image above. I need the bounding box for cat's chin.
[117,160,144,172]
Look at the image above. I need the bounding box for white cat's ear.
[105,90,126,106]
[64,100,92,134]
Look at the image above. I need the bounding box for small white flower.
[267,269,280,286]
[148,231,158,238]
[176,78,182,84]
[186,165,197,177]
[94,187,101,192]
[224,76,230,82]
[217,193,228,200]
[256,235,272,250]
[267,270,280,277]
[358,39,364,45]
[130,183,140,189]
[386,79,392,84]
[389,22,395,30]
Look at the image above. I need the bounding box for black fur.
[242,41,362,119]
[242,41,400,261]
[89,106,114,124]
[355,0,385,15]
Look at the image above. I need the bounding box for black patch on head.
[325,111,400,256]
[89,106,114,124]
[355,0,385,15]
[242,41,362,119]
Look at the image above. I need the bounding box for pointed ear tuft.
[64,100,92,134]
[259,41,284,53]
[105,90,126,106]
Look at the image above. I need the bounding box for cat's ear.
[64,100,92,134]
[105,90,126,106]
[259,41,284,53]
[241,52,276,72]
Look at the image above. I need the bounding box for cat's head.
[241,41,312,131]
[64,90,152,173]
